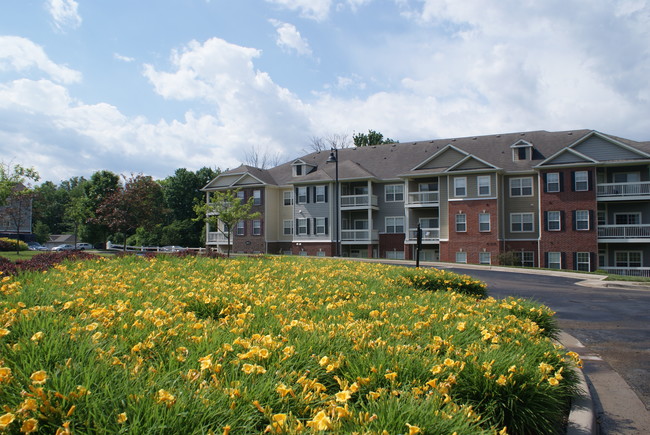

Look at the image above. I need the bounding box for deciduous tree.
[0,163,40,254]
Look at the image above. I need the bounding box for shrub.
[0,237,28,251]
[497,251,522,267]
[400,267,488,298]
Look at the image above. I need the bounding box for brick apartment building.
[202,129,650,276]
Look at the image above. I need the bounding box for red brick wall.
[379,233,405,258]
[539,168,598,270]
[231,187,266,254]
[292,241,336,256]
[443,199,499,264]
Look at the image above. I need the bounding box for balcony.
[406,191,439,207]
[341,229,379,243]
[597,182,650,200]
[407,227,440,243]
[207,232,231,244]
[598,224,650,241]
[340,194,378,209]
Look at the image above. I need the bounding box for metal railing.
[407,191,439,205]
[207,232,231,243]
[341,229,379,242]
[340,194,378,208]
[597,182,650,198]
[407,227,440,241]
[598,224,650,239]
[600,267,650,277]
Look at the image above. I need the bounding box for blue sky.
[1,0,649,183]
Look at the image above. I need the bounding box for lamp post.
[327,148,340,257]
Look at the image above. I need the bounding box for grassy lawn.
[0,255,581,434]
[0,251,42,261]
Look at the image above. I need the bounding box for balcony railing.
[207,232,231,244]
[406,191,439,205]
[598,224,650,239]
[600,267,650,277]
[341,229,379,242]
[597,182,650,198]
[407,227,440,242]
[340,194,378,208]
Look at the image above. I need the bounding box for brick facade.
[442,199,499,264]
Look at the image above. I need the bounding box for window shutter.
[313,218,316,235]
[571,172,576,192]
[325,186,328,203]
[587,170,593,191]
[572,211,577,230]
[543,173,548,193]
[573,252,577,271]
[295,219,299,234]
[559,173,564,192]
[544,252,549,268]
[589,210,594,231]
[260,219,264,236]
[307,219,311,234]
[560,211,565,232]
[295,187,299,202]
[561,252,566,269]
[325,217,329,235]
[590,252,596,272]
[313,187,317,202]
[544,211,549,231]
[306,187,310,203]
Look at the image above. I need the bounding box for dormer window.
[294,165,302,176]
[511,140,533,161]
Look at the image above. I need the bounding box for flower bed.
[0,255,581,434]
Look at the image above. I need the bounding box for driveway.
[443,265,650,434]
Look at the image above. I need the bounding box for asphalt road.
[443,266,650,430]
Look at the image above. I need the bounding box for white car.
[52,244,76,251]
[76,243,93,250]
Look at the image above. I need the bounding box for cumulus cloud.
[269,20,312,56]
[0,36,82,84]
[46,0,82,31]
[114,53,135,63]
[265,0,332,21]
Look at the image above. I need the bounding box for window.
[615,251,642,268]
[297,218,308,235]
[576,252,591,272]
[477,176,491,196]
[297,187,308,204]
[479,213,490,232]
[293,164,303,176]
[455,213,467,232]
[575,210,590,230]
[385,216,404,233]
[283,220,293,235]
[511,213,534,232]
[315,186,326,203]
[385,184,404,202]
[514,251,535,267]
[613,172,640,183]
[454,177,467,197]
[598,211,606,226]
[510,177,533,196]
[546,173,560,192]
[546,211,561,231]
[419,182,438,192]
[252,219,261,235]
[574,171,589,191]
[547,252,562,269]
[386,250,405,260]
[315,217,327,235]
[283,191,293,206]
[236,221,245,236]
[236,190,245,202]
[419,217,438,229]
[615,213,641,225]
[456,252,467,263]
[479,252,491,265]
[253,190,262,206]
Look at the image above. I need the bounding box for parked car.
[76,243,93,250]
[161,246,187,252]
[51,244,76,251]
[27,242,48,251]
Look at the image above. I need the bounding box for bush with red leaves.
[2,251,100,275]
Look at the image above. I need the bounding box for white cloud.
[265,0,332,21]
[46,0,82,31]
[269,20,312,56]
[114,53,135,63]
[0,36,82,84]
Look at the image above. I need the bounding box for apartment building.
[202,130,650,276]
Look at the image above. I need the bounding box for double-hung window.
[575,210,590,230]
[479,252,491,265]
[477,176,491,196]
[315,186,326,203]
[283,220,293,235]
[454,177,467,197]
[315,217,327,235]
[252,219,261,235]
[547,211,561,231]
[456,252,467,263]
[253,190,262,206]
[511,213,534,232]
[479,213,490,232]
[297,218,308,235]
[510,177,533,196]
[576,252,591,272]
[236,221,245,236]
[283,191,293,206]
[546,173,560,192]
[547,252,562,269]
[385,216,404,233]
[456,213,467,232]
[385,184,404,202]
[297,187,308,204]
[574,171,589,191]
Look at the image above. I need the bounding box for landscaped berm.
[0,255,582,434]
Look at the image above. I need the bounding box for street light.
[327,148,340,257]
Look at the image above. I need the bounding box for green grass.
[0,255,582,434]
[0,251,42,261]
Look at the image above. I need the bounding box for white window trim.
[297,187,308,204]
[510,177,533,197]
[283,191,293,206]
[385,184,404,202]
[546,172,560,193]
[510,213,534,233]
[236,221,245,236]
[315,217,327,235]
[252,219,262,235]
[479,252,491,265]
[385,216,404,233]
[297,218,308,235]
[315,185,326,203]
[455,213,467,232]
[547,211,561,231]
[454,177,467,197]
[455,251,467,263]
[614,212,641,225]
[576,252,591,272]
[614,250,643,267]
[548,252,562,269]
[574,171,589,191]
[575,210,590,231]
[479,213,490,232]
[477,175,491,196]
[283,220,293,235]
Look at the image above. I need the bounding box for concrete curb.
[560,332,597,435]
